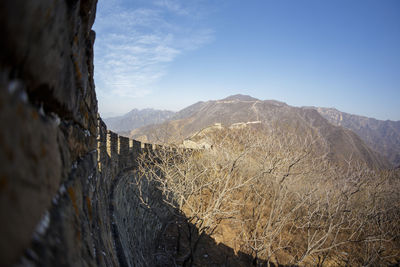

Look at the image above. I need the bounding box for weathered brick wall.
[113,170,174,267]
[99,125,172,266]
[0,1,170,266]
[0,0,101,265]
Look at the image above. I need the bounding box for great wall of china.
[0,1,176,265]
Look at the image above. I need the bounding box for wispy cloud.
[154,0,191,16]
[93,0,214,100]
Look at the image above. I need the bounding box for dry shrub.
[136,126,400,266]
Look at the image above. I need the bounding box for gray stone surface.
[113,170,173,267]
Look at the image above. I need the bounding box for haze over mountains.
[108,94,399,169]
[311,107,400,167]
[104,108,174,133]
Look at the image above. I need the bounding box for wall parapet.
[98,116,163,177]
[97,116,179,266]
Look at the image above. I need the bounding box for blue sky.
[94,0,400,120]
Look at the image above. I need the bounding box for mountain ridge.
[104,108,175,133]
[308,107,400,166]
[130,95,392,170]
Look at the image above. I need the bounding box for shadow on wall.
[96,121,273,265]
[157,215,273,267]
[101,118,294,266]
[112,169,276,267]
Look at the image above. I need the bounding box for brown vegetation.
[135,126,400,266]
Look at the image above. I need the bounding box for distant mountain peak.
[222,94,259,102]
[104,108,175,133]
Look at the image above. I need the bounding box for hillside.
[131,94,391,170]
[104,108,175,133]
[312,107,400,167]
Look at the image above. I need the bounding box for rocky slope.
[311,107,400,167]
[131,94,391,170]
[104,108,175,133]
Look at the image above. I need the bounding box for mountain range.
[129,95,396,169]
[108,94,399,168]
[103,108,175,133]
[311,107,400,167]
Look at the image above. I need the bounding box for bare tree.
[133,124,400,266]
[136,127,263,265]
[230,127,328,265]
[289,160,400,266]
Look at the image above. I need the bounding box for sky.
[93,0,400,120]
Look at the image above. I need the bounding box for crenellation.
[97,116,108,172]
[106,130,118,158]
[129,139,142,166]
[118,136,129,169]
[118,136,129,156]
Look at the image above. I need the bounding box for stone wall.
[0,1,170,266]
[99,123,173,267]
